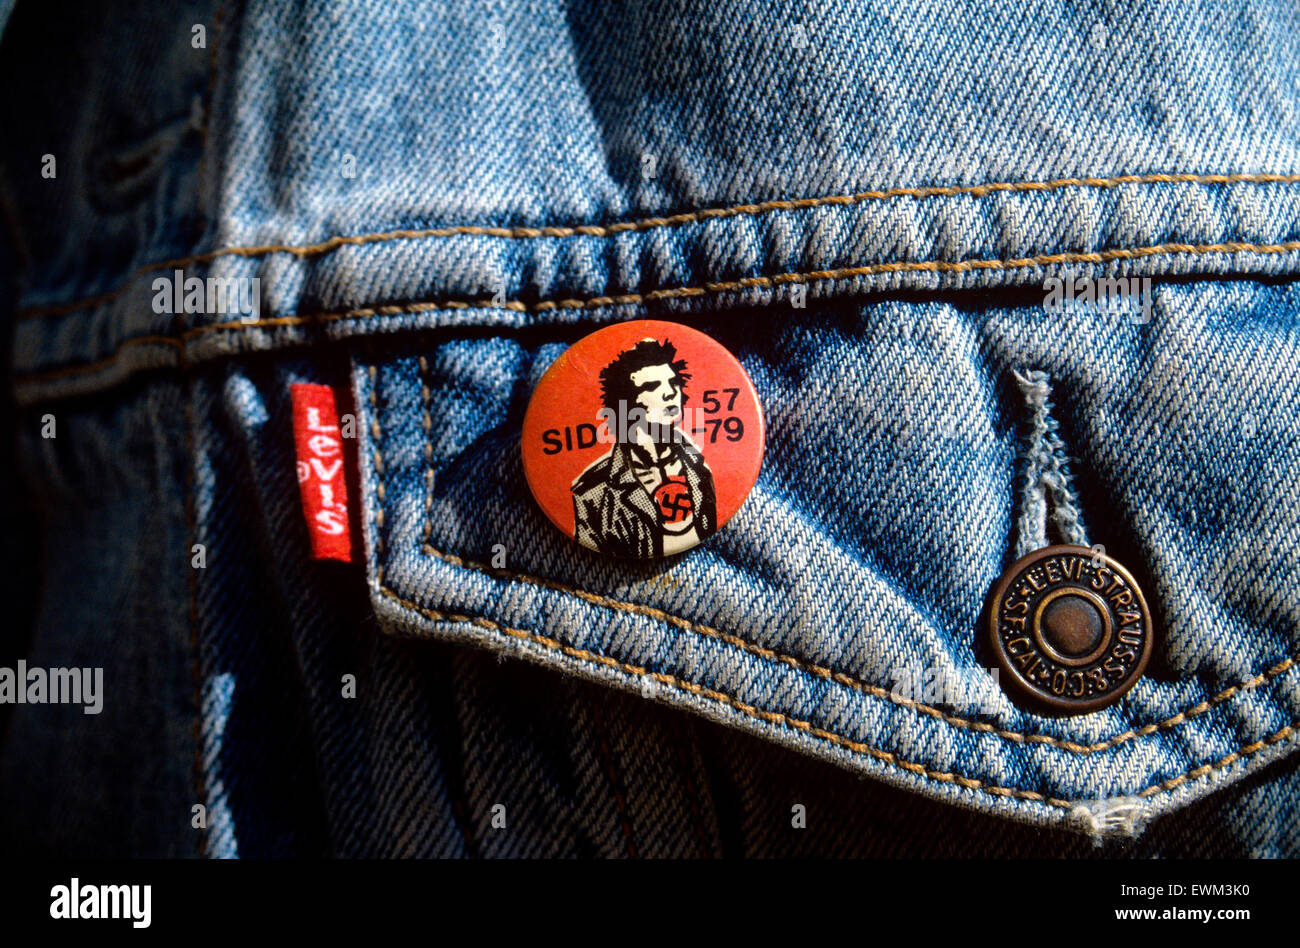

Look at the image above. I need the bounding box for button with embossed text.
[522,320,764,558]
[988,544,1153,714]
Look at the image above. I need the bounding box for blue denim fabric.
[2,0,1299,856]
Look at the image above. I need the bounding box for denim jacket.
[2,0,1299,857]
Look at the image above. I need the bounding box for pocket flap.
[351,293,1300,838]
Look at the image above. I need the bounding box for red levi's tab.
[290,384,353,562]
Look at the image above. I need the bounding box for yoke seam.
[15,238,1300,393]
[16,171,1300,321]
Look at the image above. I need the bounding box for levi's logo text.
[522,320,765,559]
[290,384,352,561]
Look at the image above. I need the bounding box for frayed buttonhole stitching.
[1012,369,1089,560]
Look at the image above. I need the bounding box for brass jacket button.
[988,544,1153,714]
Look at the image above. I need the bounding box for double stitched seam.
[418,539,1300,756]
[372,583,1300,811]
[370,361,479,858]
[1136,724,1298,797]
[375,588,1070,808]
[372,368,1300,809]
[16,238,1300,393]
[16,171,1300,321]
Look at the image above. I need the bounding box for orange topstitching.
[417,541,1300,757]
[16,171,1300,321]
[378,577,1298,811]
[16,237,1300,391]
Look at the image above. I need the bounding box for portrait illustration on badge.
[571,338,717,558]
[522,319,764,559]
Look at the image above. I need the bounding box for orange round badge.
[522,320,764,558]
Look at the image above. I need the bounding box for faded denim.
[1,0,1299,856]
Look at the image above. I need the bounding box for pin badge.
[522,320,764,558]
